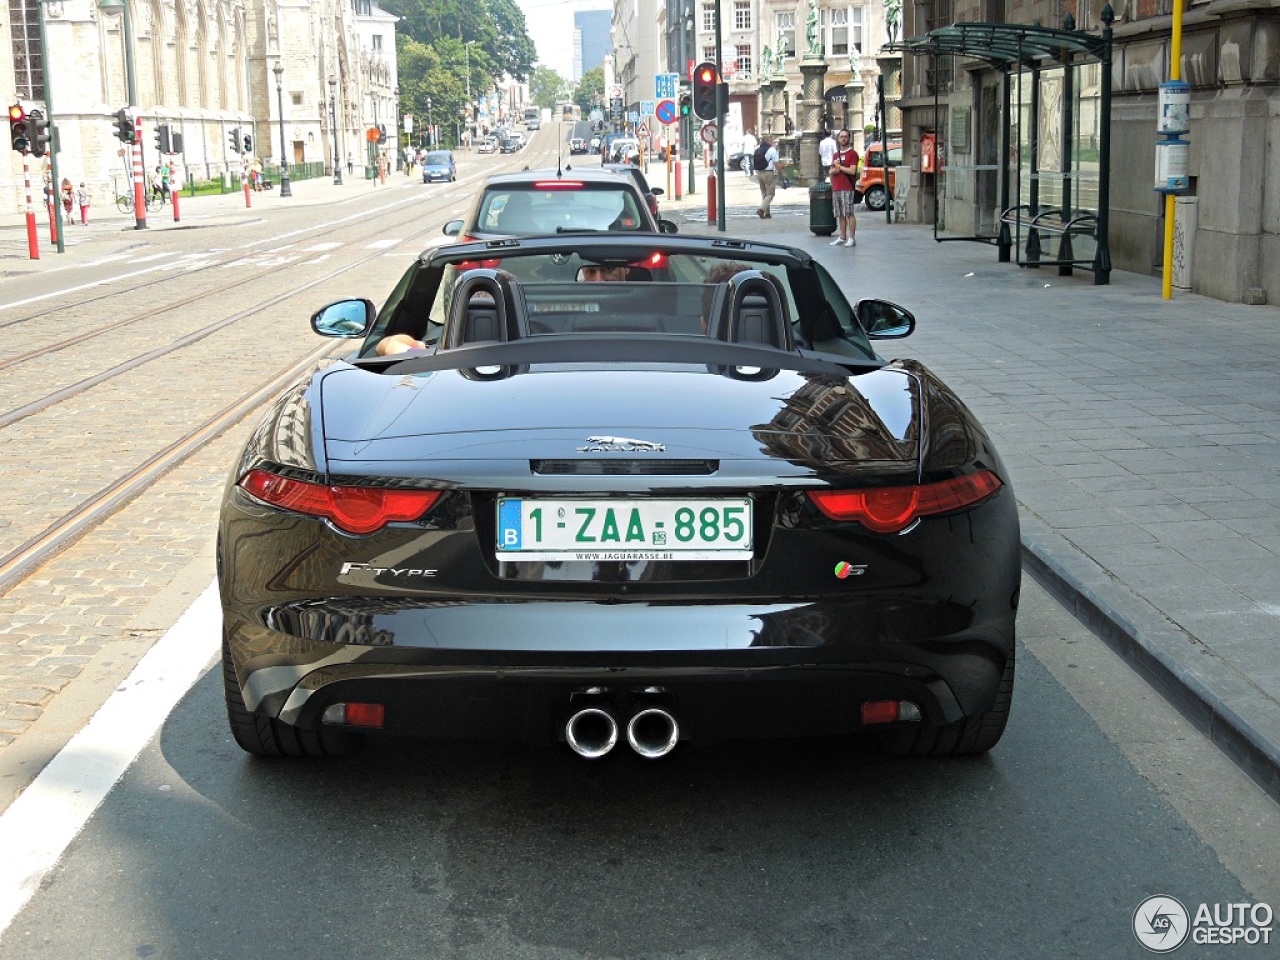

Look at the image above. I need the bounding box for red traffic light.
[9,104,25,123]
[697,67,716,83]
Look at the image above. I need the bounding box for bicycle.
[115,189,164,214]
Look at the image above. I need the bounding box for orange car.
[855,140,903,211]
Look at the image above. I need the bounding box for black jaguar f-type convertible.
[217,234,1020,760]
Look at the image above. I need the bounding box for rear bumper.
[223,596,1015,744]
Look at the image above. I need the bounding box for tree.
[574,67,604,115]
[529,66,569,109]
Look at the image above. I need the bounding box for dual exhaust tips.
[565,703,679,760]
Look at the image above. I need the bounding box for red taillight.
[633,251,669,269]
[239,469,441,535]
[807,470,1002,534]
[534,180,584,190]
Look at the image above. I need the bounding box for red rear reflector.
[343,703,386,728]
[239,469,441,535]
[807,470,1002,534]
[861,701,901,725]
[457,258,502,269]
[639,251,669,268]
[534,180,583,189]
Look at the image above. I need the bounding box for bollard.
[172,187,181,223]
[707,170,717,224]
[243,175,252,208]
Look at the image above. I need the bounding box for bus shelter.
[887,15,1114,284]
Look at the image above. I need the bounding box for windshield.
[425,152,452,164]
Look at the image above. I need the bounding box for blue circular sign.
[655,98,677,125]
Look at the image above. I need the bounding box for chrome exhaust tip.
[626,707,680,759]
[565,706,619,759]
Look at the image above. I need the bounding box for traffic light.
[693,61,718,121]
[377,124,387,144]
[679,90,692,118]
[243,133,252,153]
[28,108,50,157]
[114,108,135,143]
[228,127,240,153]
[171,131,184,154]
[154,122,172,154]
[9,104,28,153]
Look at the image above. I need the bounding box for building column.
[797,56,828,185]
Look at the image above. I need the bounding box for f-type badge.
[577,435,666,453]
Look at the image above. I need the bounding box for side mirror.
[442,219,463,237]
[854,299,916,339]
[651,186,665,197]
[311,298,376,338]
[658,218,679,234]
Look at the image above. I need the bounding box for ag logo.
[1134,896,1190,953]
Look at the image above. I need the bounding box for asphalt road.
[1,580,1276,959]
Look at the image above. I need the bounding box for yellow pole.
[1161,0,1185,300]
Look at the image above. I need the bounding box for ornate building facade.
[2,0,398,212]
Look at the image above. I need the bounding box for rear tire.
[222,635,361,758]
[881,647,1015,756]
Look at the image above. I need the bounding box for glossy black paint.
[218,236,1021,754]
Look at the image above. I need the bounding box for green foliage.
[529,66,570,109]
[379,0,534,82]
[574,67,604,114]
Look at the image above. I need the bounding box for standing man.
[828,128,859,246]
[819,129,837,180]
[741,128,758,178]
[755,135,779,219]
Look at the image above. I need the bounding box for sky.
[515,0,610,81]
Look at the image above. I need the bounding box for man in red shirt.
[828,129,860,247]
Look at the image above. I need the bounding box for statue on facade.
[773,45,786,74]
[885,0,902,44]
[762,44,772,76]
[805,0,821,57]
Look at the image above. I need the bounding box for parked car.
[856,140,903,211]
[477,137,498,155]
[499,138,521,154]
[441,168,675,240]
[602,162,663,218]
[219,233,1021,760]
[420,150,457,183]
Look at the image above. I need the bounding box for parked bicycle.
[115,189,163,214]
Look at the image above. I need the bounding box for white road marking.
[0,581,219,935]
[365,238,400,249]
[300,242,342,252]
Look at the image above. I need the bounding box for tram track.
[0,136,574,596]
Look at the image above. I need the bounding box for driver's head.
[580,264,629,282]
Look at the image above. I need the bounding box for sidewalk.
[666,169,1280,801]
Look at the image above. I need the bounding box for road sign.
[700,123,717,145]
[640,99,655,117]
[655,73,679,99]
[610,85,623,99]
[365,126,381,143]
[655,98,678,125]
[637,122,650,138]
[627,111,639,124]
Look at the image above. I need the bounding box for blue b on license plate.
[497,498,753,562]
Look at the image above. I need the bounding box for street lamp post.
[329,77,342,184]
[465,40,476,147]
[426,97,433,147]
[272,61,292,197]
[393,86,401,168]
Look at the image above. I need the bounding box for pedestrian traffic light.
[377,124,387,144]
[243,133,252,153]
[114,107,135,143]
[679,90,692,118]
[155,122,172,154]
[171,131,184,154]
[693,61,718,121]
[9,104,29,153]
[228,127,240,152]
[28,108,50,157]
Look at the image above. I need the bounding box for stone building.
[2,0,398,213]
[891,0,1279,304]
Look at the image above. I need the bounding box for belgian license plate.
[496,498,753,562]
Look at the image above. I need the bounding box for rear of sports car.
[217,358,1021,759]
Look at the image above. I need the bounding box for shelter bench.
[998,205,1103,280]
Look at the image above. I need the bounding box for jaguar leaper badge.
[577,436,666,453]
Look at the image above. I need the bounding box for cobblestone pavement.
[2,157,1279,809]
